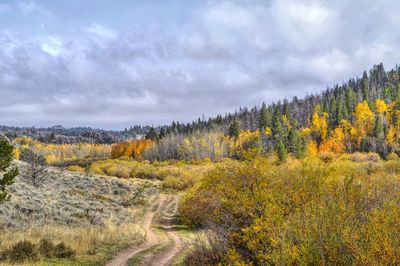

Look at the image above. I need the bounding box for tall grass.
[0,220,145,257]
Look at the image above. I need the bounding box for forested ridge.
[162,63,393,135]
[143,63,400,160]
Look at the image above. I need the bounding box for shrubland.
[83,158,214,191]
[0,164,158,265]
[180,153,400,265]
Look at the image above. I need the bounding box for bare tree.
[20,148,47,188]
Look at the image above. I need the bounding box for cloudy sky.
[0,0,399,129]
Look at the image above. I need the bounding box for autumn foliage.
[181,155,400,265]
[111,139,155,160]
[15,137,111,165]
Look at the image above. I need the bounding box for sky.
[0,0,400,129]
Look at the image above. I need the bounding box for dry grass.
[0,221,144,255]
[0,163,159,265]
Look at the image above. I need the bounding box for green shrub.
[3,241,38,262]
[0,251,6,261]
[0,240,76,262]
[163,175,185,190]
[38,239,55,257]
[54,242,76,258]
[133,170,158,180]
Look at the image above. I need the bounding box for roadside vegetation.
[180,153,400,265]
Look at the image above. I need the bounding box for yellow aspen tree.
[311,105,328,141]
[307,140,318,156]
[354,101,375,145]
[319,127,345,154]
[264,127,272,136]
[375,99,387,114]
[386,126,396,145]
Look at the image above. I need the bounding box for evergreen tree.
[322,97,330,113]
[277,139,287,163]
[335,100,345,125]
[346,87,354,115]
[258,103,270,131]
[271,108,283,140]
[0,138,18,202]
[282,100,290,120]
[374,116,385,139]
[294,136,307,159]
[158,128,166,139]
[145,127,158,140]
[383,84,393,102]
[228,119,240,140]
[362,71,369,102]
[329,97,337,126]
[287,129,296,153]
[287,129,306,159]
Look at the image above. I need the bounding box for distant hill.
[0,125,151,144]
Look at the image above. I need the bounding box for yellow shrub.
[67,165,85,173]
[182,155,400,265]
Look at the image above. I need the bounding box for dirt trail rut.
[106,194,184,266]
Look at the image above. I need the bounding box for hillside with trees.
[143,63,400,161]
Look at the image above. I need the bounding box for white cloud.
[203,1,270,50]
[40,36,62,56]
[355,43,394,65]
[271,0,339,50]
[311,49,350,77]
[222,67,252,86]
[85,23,118,40]
[1,0,400,128]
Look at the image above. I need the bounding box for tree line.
[143,63,400,160]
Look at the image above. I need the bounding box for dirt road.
[106,195,184,266]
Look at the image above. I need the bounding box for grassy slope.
[0,164,159,265]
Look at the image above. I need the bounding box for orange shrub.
[111,140,155,160]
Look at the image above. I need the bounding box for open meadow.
[0,163,159,265]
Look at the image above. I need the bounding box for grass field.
[0,164,159,265]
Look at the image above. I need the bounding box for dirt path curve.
[106,194,184,266]
[149,195,183,266]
